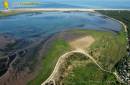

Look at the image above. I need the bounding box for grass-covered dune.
[28,38,71,85]
[55,53,121,85]
[28,28,127,85]
[63,63,118,85]
[59,30,127,85]
[70,29,127,71]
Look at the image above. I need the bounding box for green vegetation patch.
[63,63,121,85]
[89,30,127,71]
[69,29,127,71]
[28,28,127,84]
[28,39,70,85]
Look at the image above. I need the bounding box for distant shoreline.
[0,8,130,12]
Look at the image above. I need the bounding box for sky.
[6,0,130,2]
[0,0,129,4]
[0,0,130,9]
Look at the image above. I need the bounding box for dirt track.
[41,49,112,85]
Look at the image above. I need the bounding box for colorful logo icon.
[3,0,9,9]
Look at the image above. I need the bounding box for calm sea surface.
[0,12,122,39]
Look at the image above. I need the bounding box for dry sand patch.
[69,36,95,50]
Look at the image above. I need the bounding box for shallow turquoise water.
[0,12,122,39]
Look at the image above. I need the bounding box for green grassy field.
[89,30,127,71]
[27,29,127,85]
[63,63,121,85]
[28,39,70,85]
[55,29,126,85]
[70,29,127,71]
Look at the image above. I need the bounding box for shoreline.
[0,9,128,85]
[0,8,130,13]
[0,8,95,12]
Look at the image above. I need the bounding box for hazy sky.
[1,0,130,9]
[6,0,130,2]
[0,0,128,3]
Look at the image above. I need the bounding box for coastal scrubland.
[28,28,127,85]
[28,39,70,85]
